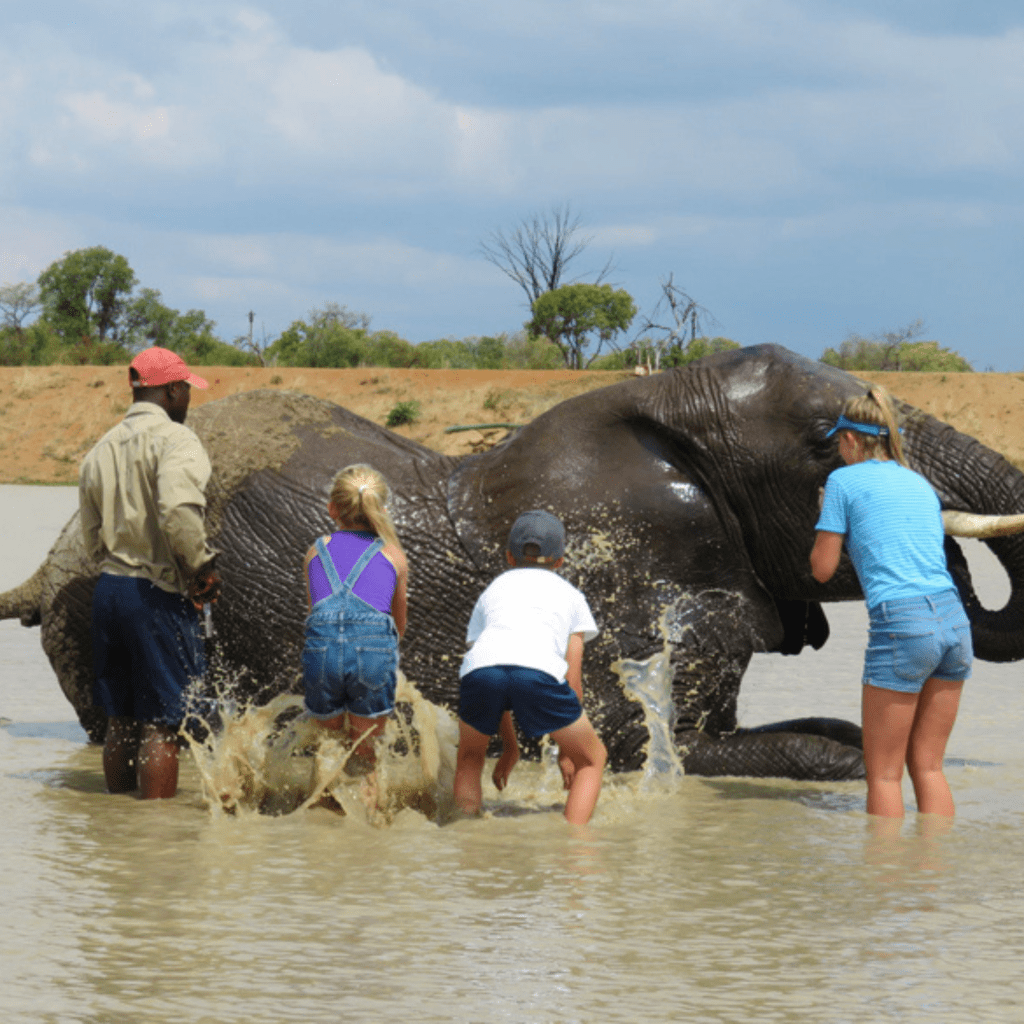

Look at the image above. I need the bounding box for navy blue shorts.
[458,665,583,738]
[91,574,206,725]
[864,590,973,693]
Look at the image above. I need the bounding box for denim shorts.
[459,665,583,738]
[91,573,206,725]
[864,590,972,693]
[302,598,398,720]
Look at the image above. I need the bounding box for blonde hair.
[328,464,403,553]
[840,385,907,466]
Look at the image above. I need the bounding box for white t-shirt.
[459,568,599,683]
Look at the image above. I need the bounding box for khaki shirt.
[79,402,217,595]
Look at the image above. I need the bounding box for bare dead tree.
[480,203,614,305]
[0,282,41,333]
[234,311,274,367]
[630,274,720,370]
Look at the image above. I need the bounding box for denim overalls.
[301,536,399,720]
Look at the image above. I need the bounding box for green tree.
[410,337,478,369]
[591,335,740,371]
[499,330,563,369]
[0,322,63,366]
[38,247,137,345]
[119,288,251,365]
[363,330,416,368]
[268,303,370,367]
[527,283,637,369]
[265,303,415,368]
[410,334,531,370]
[821,321,973,372]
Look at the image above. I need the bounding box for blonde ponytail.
[841,385,907,466]
[328,464,404,553]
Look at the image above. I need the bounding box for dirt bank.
[0,364,1020,484]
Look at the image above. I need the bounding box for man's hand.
[189,565,222,606]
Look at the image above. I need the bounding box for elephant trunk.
[908,413,1024,663]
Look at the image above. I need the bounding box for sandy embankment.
[0,364,1021,484]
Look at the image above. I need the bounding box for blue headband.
[826,414,895,438]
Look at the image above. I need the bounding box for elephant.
[3,344,1023,780]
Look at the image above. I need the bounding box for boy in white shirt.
[454,510,608,824]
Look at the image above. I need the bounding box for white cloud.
[2,1,1023,365]
[3,4,1023,206]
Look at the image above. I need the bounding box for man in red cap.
[79,346,221,798]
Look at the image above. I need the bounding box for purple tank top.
[307,531,397,613]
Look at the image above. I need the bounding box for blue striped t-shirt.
[816,460,954,609]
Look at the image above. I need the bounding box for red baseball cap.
[129,347,209,389]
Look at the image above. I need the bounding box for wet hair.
[840,385,907,466]
[328,464,403,553]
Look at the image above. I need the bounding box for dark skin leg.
[138,723,181,799]
[102,717,140,793]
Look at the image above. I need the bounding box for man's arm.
[157,431,220,600]
[78,472,104,563]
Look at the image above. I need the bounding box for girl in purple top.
[302,464,408,767]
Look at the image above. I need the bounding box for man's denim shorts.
[91,573,206,725]
[302,610,398,720]
[458,665,583,738]
[864,590,972,694]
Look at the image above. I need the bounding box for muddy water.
[2,484,1023,1023]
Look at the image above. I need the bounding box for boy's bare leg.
[550,714,607,825]
[138,723,180,799]
[103,716,139,793]
[455,720,491,815]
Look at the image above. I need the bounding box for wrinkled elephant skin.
[4,346,1023,780]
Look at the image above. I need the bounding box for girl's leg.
[550,716,607,825]
[454,720,491,815]
[346,712,387,764]
[861,684,918,818]
[906,677,964,816]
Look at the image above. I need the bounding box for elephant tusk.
[943,510,1024,538]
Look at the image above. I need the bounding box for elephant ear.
[772,598,830,655]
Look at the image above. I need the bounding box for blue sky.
[1,1,1021,368]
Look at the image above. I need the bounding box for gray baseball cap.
[508,510,565,564]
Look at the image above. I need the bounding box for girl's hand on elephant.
[492,747,519,791]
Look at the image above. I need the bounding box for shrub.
[386,400,420,428]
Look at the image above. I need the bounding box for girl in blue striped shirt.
[811,386,971,819]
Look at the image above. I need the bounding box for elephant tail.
[0,566,45,627]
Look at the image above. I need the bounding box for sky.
[1,0,1021,368]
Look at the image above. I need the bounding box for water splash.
[183,672,460,825]
[611,622,685,786]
